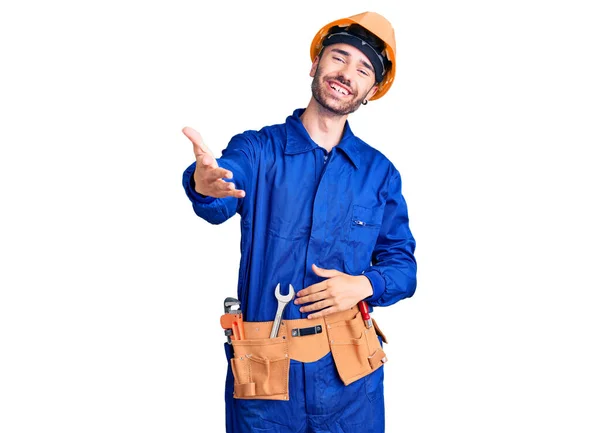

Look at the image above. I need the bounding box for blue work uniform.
[182,108,417,432]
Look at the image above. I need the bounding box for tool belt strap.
[240,306,387,363]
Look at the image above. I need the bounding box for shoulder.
[354,135,400,177]
[230,120,287,149]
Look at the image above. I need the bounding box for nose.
[335,68,352,87]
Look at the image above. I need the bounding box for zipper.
[317,149,333,185]
[353,219,377,227]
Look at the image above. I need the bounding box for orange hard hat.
[310,11,397,100]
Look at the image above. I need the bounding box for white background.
[1,0,599,432]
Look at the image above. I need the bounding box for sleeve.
[362,169,417,306]
[182,133,256,225]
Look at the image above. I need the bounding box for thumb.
[182,126,215,158]
[312,263,342,278]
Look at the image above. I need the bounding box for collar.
[284,108,361,169]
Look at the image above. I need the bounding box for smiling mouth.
[328,81,352,96]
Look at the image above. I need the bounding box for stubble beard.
[311,65,369,116]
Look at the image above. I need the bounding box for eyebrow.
[331,48,374,73]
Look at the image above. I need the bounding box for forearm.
[363,252,417,307]
[362,170,417,307]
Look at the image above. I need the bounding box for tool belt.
[229,306,388,401]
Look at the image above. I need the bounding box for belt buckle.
[291,325,323,337]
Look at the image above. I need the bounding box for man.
[182,11,417,433]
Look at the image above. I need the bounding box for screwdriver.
[358,300,373,328]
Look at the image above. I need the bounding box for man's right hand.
[182,126,246,199]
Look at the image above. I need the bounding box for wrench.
[269,283,295,338]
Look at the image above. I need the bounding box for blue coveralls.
[182,108,417,432]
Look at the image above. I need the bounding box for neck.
[299,98,348,152]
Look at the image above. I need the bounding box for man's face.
[310,43,379,116]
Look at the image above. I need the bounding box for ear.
[309,56,319,78]
[365,84,379,102]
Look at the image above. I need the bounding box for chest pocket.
[345,205,385,274]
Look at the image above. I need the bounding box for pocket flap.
[352,205,384,228]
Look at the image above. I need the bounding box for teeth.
[331,83,348,95]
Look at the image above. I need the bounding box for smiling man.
[182,11,417,433]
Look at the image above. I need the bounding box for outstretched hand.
[182,126,245,199]
[294,264,374,319]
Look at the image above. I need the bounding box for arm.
[181,128,255,225]
[295,169,416,318]
[362,170,417,306]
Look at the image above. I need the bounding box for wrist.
[358,275,373,298]
[362,270,385,303]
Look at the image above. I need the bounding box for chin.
[312,79,363,115]
[322,98,361,116]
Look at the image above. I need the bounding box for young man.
[182,11,417,433]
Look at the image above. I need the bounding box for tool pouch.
[325,310,388,386]
[230,336,290,400]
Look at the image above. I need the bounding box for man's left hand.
[294,264,374,319]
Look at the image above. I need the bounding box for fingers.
[295,281,328,305]
[295,282,334,317]
[299,298,334,314]
[183,127,245,198]
[306,306,338,320]
[213,179,246,198]
[194,165,245,198]
[199,178,246,199]
[312,263,343,278]
[205,167,233,182]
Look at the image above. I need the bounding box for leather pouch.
[326,310,387,386]
[230,336,290,400]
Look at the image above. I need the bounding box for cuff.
[362,269,385,303]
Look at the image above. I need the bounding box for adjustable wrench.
[269,283,295,338]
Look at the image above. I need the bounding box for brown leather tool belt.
[230,306,388,401]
